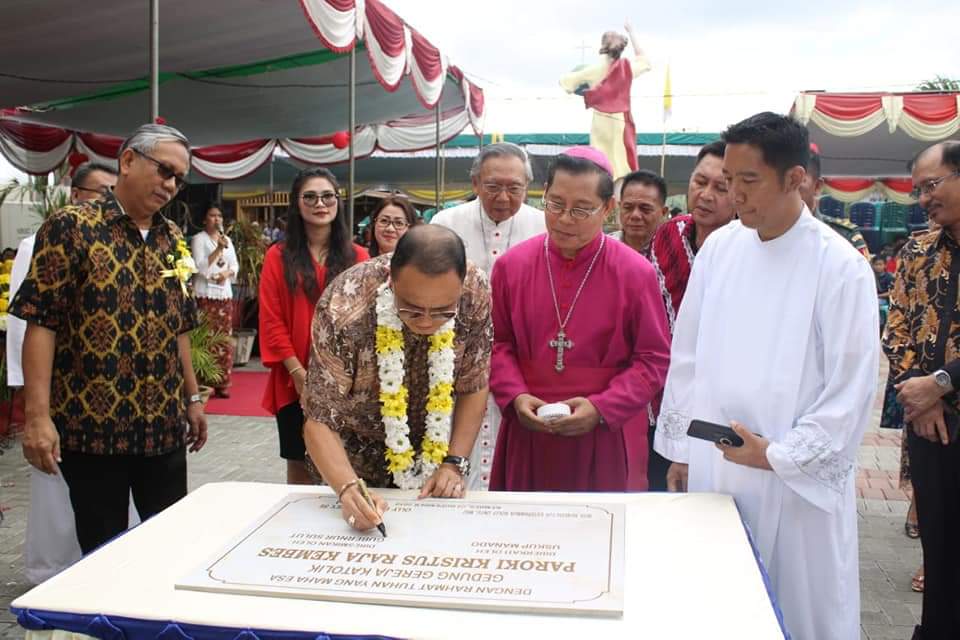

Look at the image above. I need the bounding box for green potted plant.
[0,177,70,222]
[189,310,233,404]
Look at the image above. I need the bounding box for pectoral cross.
[549,330,573,373]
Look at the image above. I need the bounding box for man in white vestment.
[432,142,545,489]
[654,112,879,640]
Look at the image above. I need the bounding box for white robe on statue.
[8,234,140,584]
[654,209,878,640]
[431,199,545,490]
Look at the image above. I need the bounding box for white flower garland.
[375,283,456,489]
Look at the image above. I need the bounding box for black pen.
[357,478,387,537]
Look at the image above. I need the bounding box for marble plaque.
[176,494,625,616]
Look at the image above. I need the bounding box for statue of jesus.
[560,21,650,181]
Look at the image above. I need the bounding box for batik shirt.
[302,255,492,487]
[10,193,197,456]
[884,228,960,409]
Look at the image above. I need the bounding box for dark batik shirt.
[883,228,960,412]
[10,192,197,456]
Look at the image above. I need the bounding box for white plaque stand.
[177,494,625,616]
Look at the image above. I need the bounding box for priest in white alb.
[655,113,878,640]
[432,142,544,489]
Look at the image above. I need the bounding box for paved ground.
[0,360,922,639]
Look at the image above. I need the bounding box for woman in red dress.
[259,168,369,484]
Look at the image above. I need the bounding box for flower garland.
[162,239,198,296]
[375,282,456,489]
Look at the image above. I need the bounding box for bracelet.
[337,479,360,501]
[288,366,305,376]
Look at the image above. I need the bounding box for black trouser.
[908,429,960,640]
[647,425,671,491]
[59,447,187,554]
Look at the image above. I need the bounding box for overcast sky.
[3,0,959,182]
[388,0,960,133]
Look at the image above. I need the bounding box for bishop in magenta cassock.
[489,147,671,492]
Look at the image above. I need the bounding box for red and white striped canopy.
[0,0,485,178]
[791,91,959,178]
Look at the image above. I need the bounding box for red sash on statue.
[583,58,638,172]
[489,360,648,492]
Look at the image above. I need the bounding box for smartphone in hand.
[687,420,745,447]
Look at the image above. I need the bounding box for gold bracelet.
[337,479,360,501]
[288,366,305,376]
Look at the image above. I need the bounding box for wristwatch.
[442,455,471,477]
[187,393,203,406]
[933,370,953,392]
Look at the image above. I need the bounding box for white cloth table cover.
[13,482,786,640]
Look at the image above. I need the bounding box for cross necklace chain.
[544,234,606,372]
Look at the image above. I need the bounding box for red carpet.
[204,371,272,417]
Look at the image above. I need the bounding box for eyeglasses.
[132,148,188,192]
[542,198,605,221]
[396,307,458,323]
[911,171,960,199]
[301,191,338,207]
[376,217,409,230]
[73,185,110,197]
[481,182,526,198]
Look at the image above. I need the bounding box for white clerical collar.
[478,201,515,227]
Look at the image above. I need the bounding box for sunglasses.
[133,148,189,192]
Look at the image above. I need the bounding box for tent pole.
[435,104,441,211]
[268,148,275,227]
[348,46,357,236]
[149,0,159,122]
[659,129,667,177]
[440,145,447,209]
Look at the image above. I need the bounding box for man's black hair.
[620,169,667,204]
[546,154,614,200]
[722,112,810,178]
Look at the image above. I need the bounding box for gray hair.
[119,123,191,168]
[469,142,533,183]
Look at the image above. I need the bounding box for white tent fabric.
[0,0,485,176]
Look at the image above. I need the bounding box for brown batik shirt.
[10,193,197,456]
[302,255,492,487]
[884,228,960,412]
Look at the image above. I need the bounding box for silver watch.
[933,370,953,391]
[442,455,471,477]
[187,393,203,405]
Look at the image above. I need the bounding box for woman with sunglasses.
[367,196,420,257]
[259,168,369,484]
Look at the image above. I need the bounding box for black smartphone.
[687,419,744,447]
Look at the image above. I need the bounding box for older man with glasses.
[884,141,960,640]
[432,142,545,489]
[12,123,207,554]
[488,147,671,492]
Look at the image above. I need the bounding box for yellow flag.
[663,64,673,122]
